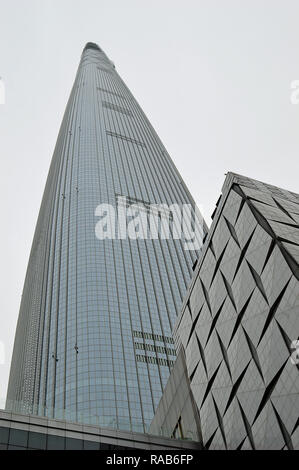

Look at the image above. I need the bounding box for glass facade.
[0,409,201,451]
[6,43,206,432]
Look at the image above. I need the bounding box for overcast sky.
[1,0,299,406]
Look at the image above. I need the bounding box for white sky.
[1,0,299,407]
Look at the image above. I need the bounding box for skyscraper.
[6,43,206,432]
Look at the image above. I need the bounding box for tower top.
[83,42,102,52]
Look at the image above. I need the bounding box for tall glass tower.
[7,43,207,432]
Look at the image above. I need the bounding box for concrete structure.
[0,409,200,450]
[151,173,299,450]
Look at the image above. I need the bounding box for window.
[47,435,65,450]
[83,440,100,450]
[28,431,47,450]
[65,437,83,450]
[9,429,28,447]
[0,427,9,445]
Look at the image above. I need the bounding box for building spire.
[83,42,102,52]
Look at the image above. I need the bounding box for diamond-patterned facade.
[166,173,299,449]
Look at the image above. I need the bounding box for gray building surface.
[149,349,202,443]
[6,42,206,432]
[0,409,200,450]
[151,172,299,450]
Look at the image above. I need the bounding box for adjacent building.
[151,173,299,450]
[6,43,206,433]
